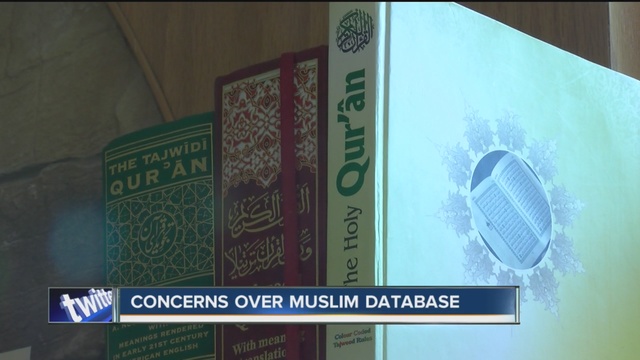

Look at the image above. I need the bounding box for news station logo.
[49,287,113,323]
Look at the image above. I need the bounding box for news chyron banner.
[116,287,518,324]
[49,287,114,323]
[49,286,517,324]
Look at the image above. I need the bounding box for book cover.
[104,113,216,360]
[214,47,328,359]
[329,2,640,359]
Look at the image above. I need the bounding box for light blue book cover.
[329,2,639,359]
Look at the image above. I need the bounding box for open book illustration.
[470,151,552,269]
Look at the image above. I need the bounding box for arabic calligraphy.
[224,229,314,280]
[336,9,374,54]
[138,211,178,258]
[228,183,311,238]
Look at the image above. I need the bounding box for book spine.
[327,2,387,359]
[280,52,301,360]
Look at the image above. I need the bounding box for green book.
[104,113,215,360]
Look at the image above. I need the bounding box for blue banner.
[116,286,518,324]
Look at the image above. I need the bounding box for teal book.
[328,2,640,359]
[104,113,215,360]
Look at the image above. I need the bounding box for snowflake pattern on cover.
[437,107,585,317]
[438,191,473,237]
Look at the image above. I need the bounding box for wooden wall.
[108,2,640,122]
[609,2,640,80]
[459,2,611,68]
[108,2,328,121]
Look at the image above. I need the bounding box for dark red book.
[214,47,328,360]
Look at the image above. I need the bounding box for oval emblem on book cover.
[470,150,552,269]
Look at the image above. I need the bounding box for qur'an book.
[214,47,328,360]
[104,113,216,360]
[328,2,640,359]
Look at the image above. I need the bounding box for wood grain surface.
[109,2,328,121]
[460,2,611,69]
[108,2,637,122]
[609,2,640,80]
